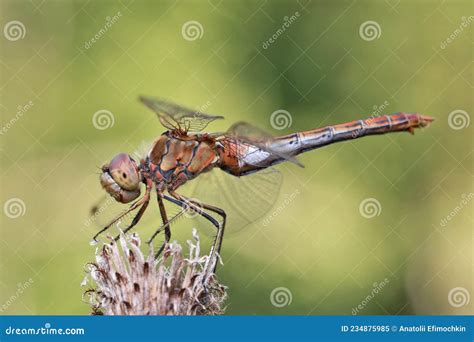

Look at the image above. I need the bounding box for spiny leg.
[152,192,171,258]
[113,196,150,241]
[168,191,226,274]
[147,208,186,245]
[197,202,226,256]
[148,195,219,257]
[92,184,151,242]
[164,194,221,229]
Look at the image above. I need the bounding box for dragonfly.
[93,96,434,272]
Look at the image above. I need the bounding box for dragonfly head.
[100,153,141,203]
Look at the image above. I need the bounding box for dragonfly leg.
[198,203,226,255]
[92,183,152,242]
[152,193,172,258]
[112,196,150,241]
[168,191,226,274]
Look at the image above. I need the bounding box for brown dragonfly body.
[94,97,434,272]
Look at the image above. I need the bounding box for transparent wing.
[222,121,303,167]
[139,96,224,132]
[189,167,283,235]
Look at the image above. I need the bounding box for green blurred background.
[0,0,472,315]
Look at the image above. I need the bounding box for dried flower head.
[82,229,227,315]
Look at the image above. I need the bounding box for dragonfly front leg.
[168,191,226,273]
[92,183,152,242]
[113,190,151,241]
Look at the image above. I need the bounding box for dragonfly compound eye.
[100,153,141,203]
[108,153,140,191]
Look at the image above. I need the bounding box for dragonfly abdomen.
[218,113,434,176]
[272,113,434,156]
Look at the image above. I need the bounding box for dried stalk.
[82,229,227,315]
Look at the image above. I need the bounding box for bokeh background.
[0,0,472,315]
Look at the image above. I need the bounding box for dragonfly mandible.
[93,96,434,271]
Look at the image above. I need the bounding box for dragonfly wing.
[225,121,303,167]
[139,96,224,132]
[189,167,283,235]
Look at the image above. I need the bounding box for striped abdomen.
[219,113,434,176]
[271,112,434,155]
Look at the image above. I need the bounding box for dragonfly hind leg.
[168,191,226,274]
[150,193,172,258]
